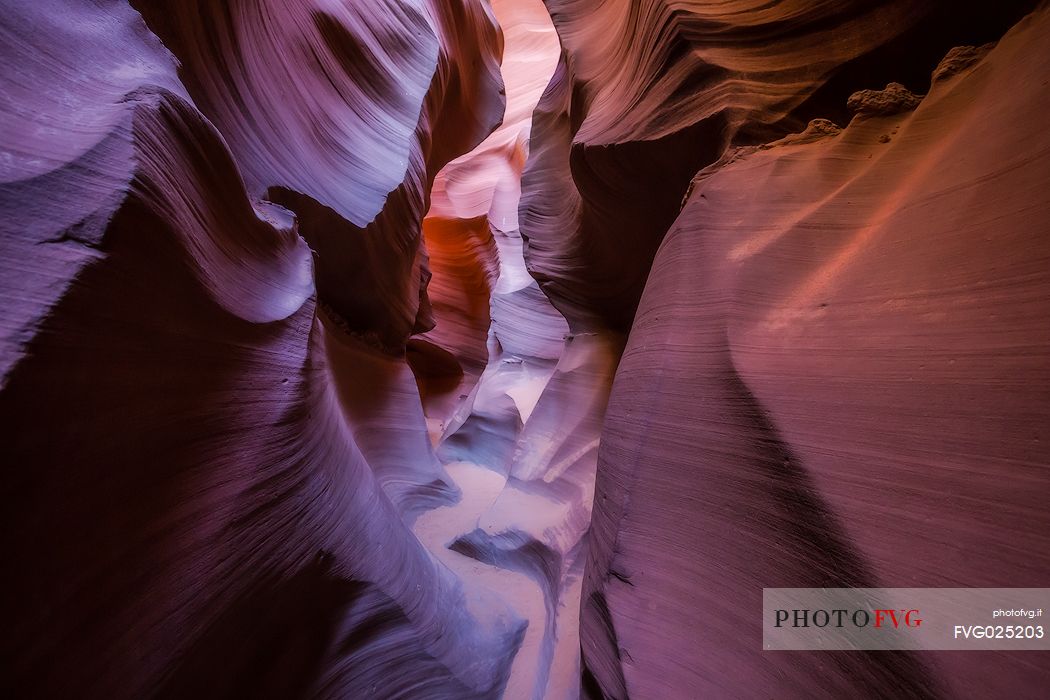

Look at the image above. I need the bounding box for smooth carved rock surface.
[412,2,609,697]
[133,0,505,348]
[519,0,1042,333]
[584,8,1050,698]
[1,0,517,698]
[2,0,1049,698]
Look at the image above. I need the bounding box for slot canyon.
[1,0,1049,698]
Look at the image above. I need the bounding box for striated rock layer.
[2,0,1049,698]
[1,0,518,697]
[521,0,1042,333]
[131,0,505,349]
[581,7,1050,699]
[411,1,614,697]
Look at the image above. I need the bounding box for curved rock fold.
[2,0,1049,698]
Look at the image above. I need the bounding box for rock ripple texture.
[1,1,517,698]
[1,0,1049,699]
[578,6,1050,699]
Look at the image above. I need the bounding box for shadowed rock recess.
[1,0,1048,698]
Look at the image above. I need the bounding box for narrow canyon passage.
[3,1,1050,699]
[409,3,592,696]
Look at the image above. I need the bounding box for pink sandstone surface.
[1,0,1048,698]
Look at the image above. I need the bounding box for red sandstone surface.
[1,0,1048,698]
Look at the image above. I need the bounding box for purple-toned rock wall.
[1,0,1048,698]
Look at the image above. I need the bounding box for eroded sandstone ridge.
[1,1,515,697]
[562,4,1050,699]
[1,0,1049,698]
